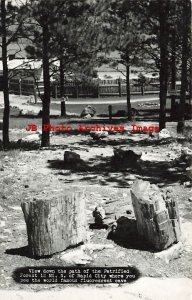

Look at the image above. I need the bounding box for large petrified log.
[21,189,87,257]
[131,180,181,251]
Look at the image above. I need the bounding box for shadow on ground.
[48,153,188,187]
[107,216,154,252]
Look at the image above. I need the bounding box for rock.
[184,181,191,187]
[0,205,3,212]
[93,206,106,225]
[158,129,171,139]
[90,131,108,140]
[83,114,92,119]
[188,197,192,202]
[63,151,86,169]
[154,242,183,264]
[60,248,93,265]
[82,243,114,253]
[80,105,96,118]
[64,151,81,164]
[20,132,41,143]
[112,148,142,168]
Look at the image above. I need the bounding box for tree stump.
[131,180,181,251]
[21,188,87,257]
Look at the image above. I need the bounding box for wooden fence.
[9,78,161,98]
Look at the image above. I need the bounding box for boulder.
[158,129,171,139]
[63,151,86,169]
[64,151,81,164]
[83,114,92,119]
[90,130,108,140]
[20,132,41,143]
[80,105,96,118]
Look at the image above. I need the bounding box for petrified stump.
[112,147,142,169]
[64,151,81,164]
[93,205,106,225]
[21,189,87,257]
[131,180,181,251]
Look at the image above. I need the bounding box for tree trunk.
[41,22,51,147]
[60,57,65,98]
[131,180,181,251]
[126,62,132,121]
[1,0,10,149]
[170,30,176,121]
[21,189,87,257]
[177,1,190,133]
[158,0,170,130]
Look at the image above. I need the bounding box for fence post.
[61,98,66,117]
[19,78,22,96]
[118,78,122,97]
[108,105,112,123]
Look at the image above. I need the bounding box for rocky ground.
[0,94,192,299]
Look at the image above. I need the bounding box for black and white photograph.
[0,0,192,299]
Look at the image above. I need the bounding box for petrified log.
[131,180,181,251]
[21,189,87,257]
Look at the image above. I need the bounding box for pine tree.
[23,0,94,146]
[101,0,148,120]
[0,1,25,149]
